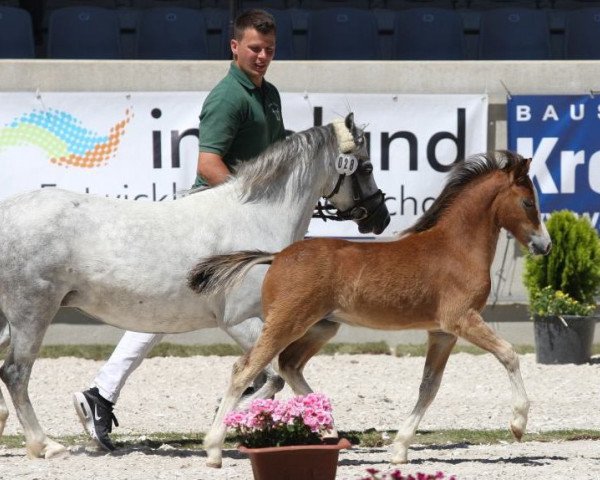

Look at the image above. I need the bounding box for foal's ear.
[512,157,532,184]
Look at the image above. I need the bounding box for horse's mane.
[403,150,524,234]
[231,124,338,202]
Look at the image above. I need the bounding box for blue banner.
[507,95,600,230]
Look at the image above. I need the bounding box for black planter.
[533,315,597,364]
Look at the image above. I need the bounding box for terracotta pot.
[239,438,351,480]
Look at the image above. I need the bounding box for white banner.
[0,92,487,238]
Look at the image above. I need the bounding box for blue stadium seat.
[385,0,456,9]
[564,8,600,59]
[47,7,122,59]
[306,8,379,59]
[267,8,295,59]
[393,8,465,59]
[0,6,35,58]
[478,8,551,59]
[135,7,209,59]
[301,0,371,8]
[242,0,288,8]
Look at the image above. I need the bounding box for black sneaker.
[73,387,119,451]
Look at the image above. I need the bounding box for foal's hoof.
[206,458,222,469]
[390,445,408,464]
[510,423,524,442]
[391,455,408,465]
[510,414,527,442]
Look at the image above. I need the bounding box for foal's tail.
[187,250,275,296]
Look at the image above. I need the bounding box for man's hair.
[233,9,276,40]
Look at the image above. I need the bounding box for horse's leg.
[204,313,323,468]
[446,308,529,442]
[0,310,10,436]
[278,320,340,395]
[391,330,457,464]
[0,300,66,458]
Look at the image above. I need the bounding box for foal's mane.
[403,150,525,234]
[232,124,339,202]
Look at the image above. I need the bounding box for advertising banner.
[507,94,600,230]
[0,92,488,237]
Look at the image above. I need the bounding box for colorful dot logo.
[0,107,134,168]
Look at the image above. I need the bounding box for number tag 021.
[335,154,359,175]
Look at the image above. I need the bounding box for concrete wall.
[3,59,597,322]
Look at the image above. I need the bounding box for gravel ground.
[1,353,599,479]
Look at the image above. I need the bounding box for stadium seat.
[242,0,288,8]
[392,8,465,59]
[47,7,122,59]
[385,0,456,9]
[0,6,35,58]
[301,0,371,8]
[306,7,379,59]
[266,8,295,59]
[478,8,551,59]
[564,8,600,59]
[135,7,209,59]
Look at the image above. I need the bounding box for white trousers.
[92,330,163,403]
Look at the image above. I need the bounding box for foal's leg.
[225,317,284,400]
[0,301,66,458]
[204,313,324,468]
[278,320,340,395]
[278,320,341,440]
[392,330,457,464]
[447,308,529,441]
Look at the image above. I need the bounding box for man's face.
[231,27,276,87]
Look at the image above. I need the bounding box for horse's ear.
[345,112,364,146]
[344,112,355,133]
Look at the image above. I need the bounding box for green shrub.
[523,210,600,316]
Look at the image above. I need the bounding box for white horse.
[0,113,390,459]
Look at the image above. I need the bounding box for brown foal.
[189,151,552,467]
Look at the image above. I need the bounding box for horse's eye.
[522,198,534,209]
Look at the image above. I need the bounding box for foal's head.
[493,151,551,255]
[325,113,390,235]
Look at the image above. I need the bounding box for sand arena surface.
[1,353,599,479]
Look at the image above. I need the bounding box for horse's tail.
[187,250,275,296]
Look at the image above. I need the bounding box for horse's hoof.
[45,445,69,459]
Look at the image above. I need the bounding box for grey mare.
[0,113,390,458]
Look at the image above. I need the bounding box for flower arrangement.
[529,286,596,317]
[360,468,456,480]
[224,393,334,448]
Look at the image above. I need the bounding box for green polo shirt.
[195,63,285,186]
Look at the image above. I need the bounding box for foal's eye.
[522,198,534,209]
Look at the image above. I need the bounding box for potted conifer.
[523,210,600,364]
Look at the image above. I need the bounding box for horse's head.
[497,153,552,255]
[323,113,390,235]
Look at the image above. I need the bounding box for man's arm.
[196,151,231,186]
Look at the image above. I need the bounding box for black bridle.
[313,159,386,223]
